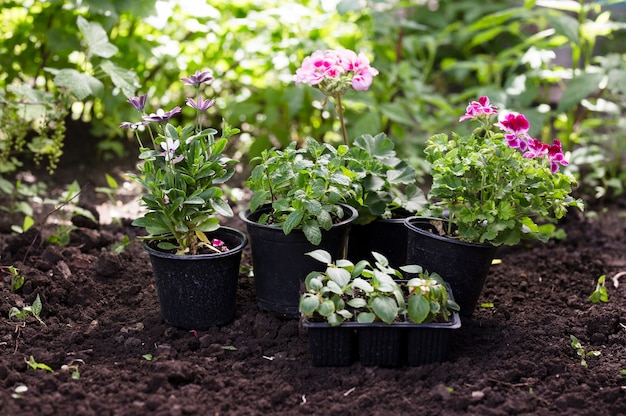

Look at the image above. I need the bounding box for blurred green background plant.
[1,0,625,231]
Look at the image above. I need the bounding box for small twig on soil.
[13,323,23,354]
[611,271,626,289]
[343,387,356,397]
[487,378,532,388]
[21,181,91,262]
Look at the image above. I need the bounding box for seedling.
[1,265,24,292]
[9,294,46,326]
[25,355,53,372]
[589,275,608,304]
[111,235,130,254]
[94,173,120,205]
[142,354,153,361]
[61,359,84,380]
[570,335,601,367]
[44,180,95,246]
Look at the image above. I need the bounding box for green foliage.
[343,133,427,224]
[299,250,459,326]
[0,264,25,292]
[126,73,239,255]
[44,180,96,246]
[424,102,584,246]
[25,355,53,373]
[9,294,46,326]
[589,274,609,304]
[5,265,25,292]
[2,0,626,220]
[570,334,601,367]
[130,120,239,255]
[246,138,355,245]
[111,235,131,254]
[95,173,120,206]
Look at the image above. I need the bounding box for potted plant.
[343,132,427,266]
[406,96,585,316]
[299,250,460,367]
[122,69,247,330]
[240,137,358,317]
[293,49,426,267]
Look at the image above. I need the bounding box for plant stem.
[335,94,349,146]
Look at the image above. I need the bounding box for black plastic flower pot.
[142,227,247,330]
[347,217,409,268]
[405,312,461,366]
[357,324,405,367]
[302,321,356,367]
[240,204,357,318]
[404,217,497,317]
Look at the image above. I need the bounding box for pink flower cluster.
[294,49,379,92]
[460,96,569,173]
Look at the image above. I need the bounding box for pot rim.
[141,226,248,260]
[239,203,358,230]
[403,216,495,249]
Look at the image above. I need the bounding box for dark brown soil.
[1,133,626,415]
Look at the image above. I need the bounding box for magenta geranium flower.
[523,138,549,159]
[497,113,530,150]
[459,96,498,122]
[547,139,569,173]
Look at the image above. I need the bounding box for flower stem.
[335,94,349,146]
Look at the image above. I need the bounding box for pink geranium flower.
[459,96,498,122]
[295,49,379,145]
[497,113,530,151]
[547,139,569,173]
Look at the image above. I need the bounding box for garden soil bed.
[1,137,626,415]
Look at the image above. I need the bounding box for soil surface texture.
[1,138,626,415]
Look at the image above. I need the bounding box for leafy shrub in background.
[1,0,626,233]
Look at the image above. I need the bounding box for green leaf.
[302,223,322,245]
[556,73,604,113]
[31,294,42,317]
[347,298,367,308]
[351,277,373,293]
[299,295,320,315]
[369,296,398,324]
[77,16,119,58]
[306,249,332,265]
[283,210,304,235]
[408,295,430,323]
[546,12,580,45]
[356,311,375,323]
[353,133,395,159]
[318,299,335,317]
[53,69,104,100]
[210,198,234,217]
[99,60,138,98]
[326,280,343,295]
[327,267,351,288]
[104,173,118,189]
